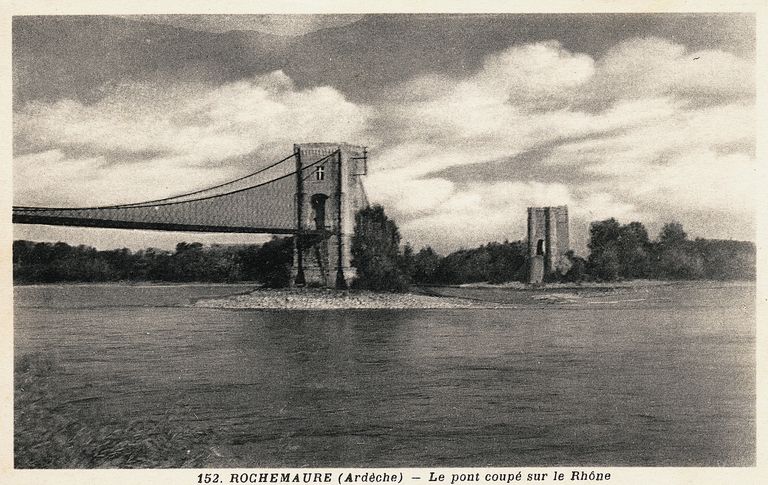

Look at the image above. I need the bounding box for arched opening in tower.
[311,194,329,231]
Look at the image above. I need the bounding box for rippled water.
[14,283,755,466]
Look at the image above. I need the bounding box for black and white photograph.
[3,2,764,484]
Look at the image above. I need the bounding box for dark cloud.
[127,14,365,36]
[712,140,756,158]
[13,13,754,108]
[13,16,293,107]
[423,125,632,185]
[12,139,172,163]
[12,13,756,250]
[428,148,605,187]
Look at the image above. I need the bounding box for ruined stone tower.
[527,206,570,284]
[293,143,368,288]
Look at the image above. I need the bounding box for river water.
[14,283,755,466]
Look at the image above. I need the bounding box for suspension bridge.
[13,142,370,288]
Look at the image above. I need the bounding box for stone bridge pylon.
[292,143,369,289]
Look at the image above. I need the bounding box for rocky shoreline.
[194,288,509,310]
[190,280,753,310]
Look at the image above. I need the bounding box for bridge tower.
[293,143,368,288]
[527,205,569,284]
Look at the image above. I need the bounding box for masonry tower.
[293,143,368,288]
[527,205,569,284]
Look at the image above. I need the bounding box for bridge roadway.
[11,212,300,235]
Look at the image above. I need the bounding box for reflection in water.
[14,284,755,466]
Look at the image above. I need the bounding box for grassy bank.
[14,353,214,468]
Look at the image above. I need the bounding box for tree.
[587,219,653,281]
[240,237,293,287]
[659,222,687,246]
[587,219,622,281]
[588,218,621,254]
[351,205,410,292]
[590,245,621,281]
[411,246,441,284]
[486,240,527,283]
[653,222,703,279]
[693,238,755,280]
[617,221,651,278]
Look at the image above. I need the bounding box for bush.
[694,238,756,280]
[563,251,588,282]
[655,245,704,280]
[239,237,293,287]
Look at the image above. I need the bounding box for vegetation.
[350,205,411,292]
[12,212,755,288]
[15,353,212,468]
[416,240,528,285]
[398,218,753,285]
[586,219,755,282]
[13,237,293,285]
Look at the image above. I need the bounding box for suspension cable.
[14,150,339,211]
[116,151,298,207]
[15,151,297,211]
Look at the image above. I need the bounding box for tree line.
[584,219,755,282]
[13,206,755,288]
[13,238,293,286]
[350,207,756,291]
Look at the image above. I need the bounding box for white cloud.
[571,192,644,223]
[476,41,595,109]
[15,71,371,206]
[396,181,641,253]
[13,37,757,250]
[13,149,227,207]
[626,150,757,215]
[593,37,753,102]
[365,176,455,217]
[364,37,755,248]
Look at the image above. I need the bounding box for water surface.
[14,283,755,466]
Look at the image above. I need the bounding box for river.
[14,282,755,466]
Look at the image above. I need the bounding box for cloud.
[129,14,364,36]
[14,71,371,206]
[546,101,754,171]
[13,36,756,251]
[625,150,757,215]
[396,181,640,253]
[592,37,753,104]
[364,37,755,249]
[571,192,644,223]
[365,176,455,217]
[13,149,227,207]
[544,103,756,218]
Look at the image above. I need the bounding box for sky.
[12,13,757,254]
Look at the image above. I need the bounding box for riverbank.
[194,288,508,310]
[192,280,755,310]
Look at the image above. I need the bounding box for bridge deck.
[11,213,300,235]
